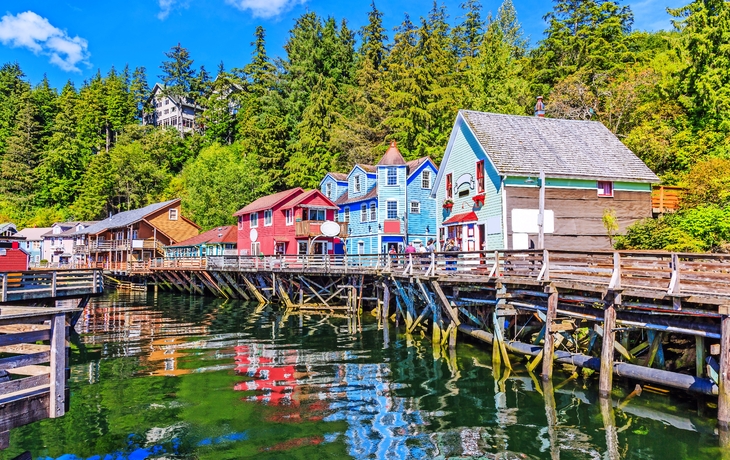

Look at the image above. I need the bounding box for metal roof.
[167,226,237,248]
[377,141,407,166]
[77,200,181,235]
[459,110,659,183]
[233,188,304,216]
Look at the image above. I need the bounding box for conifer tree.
[0,90,40,209]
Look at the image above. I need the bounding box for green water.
[1,291,726,459]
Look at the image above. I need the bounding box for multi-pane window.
[326,183,332,197]
[446,173,453,199]
[264,209,273,226]
[361,204,367,221]
[250,212,258,228]
[369,202,376,221]
[422,170,431,189]
[387,201,398,220]
[598,181,614,197]
[476,160,485,193]
[285,209,293,225]
[344,207,350,222]
[410,201,420,214]
[251,242,260,255]
[354,175,361,193]
[308,209,326,221]
[387,168,397,186]
[169,209,178,220]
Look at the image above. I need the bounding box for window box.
[443,199,454,209]
[472,193,486,205]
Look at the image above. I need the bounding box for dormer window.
[422,170,431,189]
[354,175,361,193]
[326,182,332,197]
[387,168,398,186]
[169,209,178,220]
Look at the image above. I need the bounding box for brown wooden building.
[433,110,660,251]
[74,199,199,269]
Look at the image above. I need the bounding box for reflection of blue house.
[320,142,438,254]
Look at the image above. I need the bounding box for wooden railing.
[294,221,348,238]
[0,270,103,303]
[148,250,730,303]
[0,306,78,447]
[652,185,683,213]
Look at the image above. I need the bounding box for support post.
[696,336,706,378]
[599,290,620,398]
[719,314,730,430]
[542,283,558,381]
[49,313,66,418]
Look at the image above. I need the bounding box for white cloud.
[158,0,189,20]
[225,0,307,19]
[0,11,90,72]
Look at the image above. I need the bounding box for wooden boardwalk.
[1,270,103,304]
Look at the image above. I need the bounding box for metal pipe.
[458,324,718,396]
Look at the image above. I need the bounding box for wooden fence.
[0,270,103,303]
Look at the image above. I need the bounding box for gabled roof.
[78,200,182,235]
[0,223,17,235]
[147,83,204,110]
[167,226,237,248]
[281,190,339,210]
[377,141,407,166]
[16,227,53,240]
[335,185,379,206]
[233,188,304,217]
[457,110,659,183]
[324,172,348,182]
[42,222,81,238]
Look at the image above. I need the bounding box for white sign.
[511,209,554,234]
[513,233,529,250]
[320,220,341,237]
[250,228,258,242]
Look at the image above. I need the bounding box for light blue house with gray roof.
[321,141,438,254]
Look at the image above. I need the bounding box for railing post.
[608,252,621,290]
[1,273,6,302]
[51,271,57,297]
[429,252,436,276]
[668,253,681,310]
[49,312,66,418]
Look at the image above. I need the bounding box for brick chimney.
[534,96,545,118]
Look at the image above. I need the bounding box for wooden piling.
[49,313,66,418]
[718,314,730,430]
[541,284,558,381]
[599,291,620,398]
[696,336,706,377]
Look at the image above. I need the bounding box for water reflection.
[1,292,726,459]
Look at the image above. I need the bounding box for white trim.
[386,200,398,220]
[501,176,508,249]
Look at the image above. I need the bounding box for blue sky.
[0,0,687,89]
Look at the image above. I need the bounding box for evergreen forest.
[2,0,730,251]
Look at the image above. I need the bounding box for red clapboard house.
[0,241,30,271]
[234,188,347,256]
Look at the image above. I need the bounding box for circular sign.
[250,228,258,242]
[320,220,341,237]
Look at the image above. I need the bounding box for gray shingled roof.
[460,110,659,183]
[77,199,180,235]
[335,185,379,206]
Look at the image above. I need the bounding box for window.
[358,241,364,255]
[446,173,453,199]
[370,202,376,221]
[598,181,614,197]
[165,99,169,106]
[251,242,260,255]
[410,201,420,214]
[285,209,293,225]
[476,160,485,193]
[422,170,431,189]
[238,216,243,230]
[326,183,332,197]
[387,201,398,220]
[264,209,273,226]
[354,175,361,193]
[307,209,325,221]
[387,168,397,186]
[169,209,178,220]
[250,212,258,228]
[298,241,308,255]
[164,109,169,115]
[361,204,367,222]
[344,207,350,222]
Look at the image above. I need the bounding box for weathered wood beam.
[542,283,558,381]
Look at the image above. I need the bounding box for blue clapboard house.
[320,141,438,254]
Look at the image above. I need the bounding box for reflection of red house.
[0,241,29,271]
[233,188,346,256]
[234,345,299,405]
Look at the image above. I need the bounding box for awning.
[443,212,478,225]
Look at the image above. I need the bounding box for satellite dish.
[250,228,258,242]
[320,220,340,237]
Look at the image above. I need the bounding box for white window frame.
[344,207,350,222]
[250,212,258,228]
[264,209,273,226]
[369,202,376,221]
[326,182,332,197]
[597,181,614,197]
[361,204,367,222]
[387,168,398,186]
[422,170,431,189]
[354,175,361,193]
[410,201,420,214]
[169,208,178,220]
[358,241,365,255]
[251,242,260,255]
[387,201,398,220]
[285,209,293,226]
